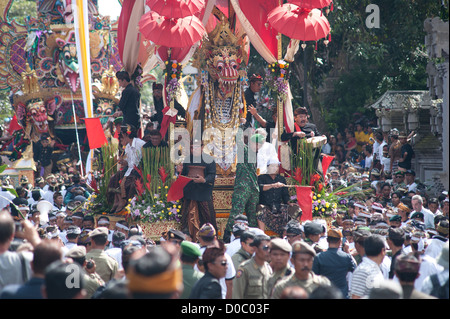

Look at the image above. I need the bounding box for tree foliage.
[7,0,37,25]
[319,0,442,132]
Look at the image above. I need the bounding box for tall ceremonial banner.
[118,0,146,76]
[73,0,94,119]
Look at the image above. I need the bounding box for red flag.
[322,155,335,176]
[84,118,107,149]
[167,176,192,202]
[8,115,23,134]
[296,186,313,221]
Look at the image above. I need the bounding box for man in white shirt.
[226,224,246,257]
[110,124,145,214]
[364,144,373,170]
[425,220,449,259]
[350,234,387,299]
[405,170,418,193]
[411,195,436,230]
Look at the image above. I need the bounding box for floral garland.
[265,60,290,101]
[164,59,183,101]
[129,187,182,223]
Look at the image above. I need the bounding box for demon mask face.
[210,47,240,95]
[56,32,80,93]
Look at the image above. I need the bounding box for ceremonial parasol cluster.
[268,0,332,45]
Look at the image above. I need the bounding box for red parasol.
[139,11,206,48]
[146,0,206,19]
[288,0,333,10]
[268,4,330,41]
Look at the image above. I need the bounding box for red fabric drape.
[167,176,192,202]
[296,185,313,221]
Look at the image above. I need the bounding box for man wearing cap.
[180,241,203,299]
[405,169,418,193]
[224,134,262,242]
[166,228,186,245]
[86,227,118,283]
[393,171,406,192]
[231,230,255,270]
[233,234,272,299]
[312,227,357,298]
[281,107,320,152]
[65,245,105,299]
[271,241,331,298]
[226,224,246,257]
[394,253,436,299]
[389,214,403,228]
[284,220,304,245]
[230,214,266,242]
[196,223,236,299]
[267,238,294,296]
[303,222,325,254]
[387,227,406,279]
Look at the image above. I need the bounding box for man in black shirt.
[114,71,141,130]
[33,133,54,179]
[398,132,414,171]
[150,83,186,126]
[256,160,291,236]
[281,107,320,151]
[243,74,263,129]
[180,142,217,241]
[142,129,168,149]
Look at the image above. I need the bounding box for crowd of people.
[0,71,448,301]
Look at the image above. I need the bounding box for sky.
[97,0,122,21]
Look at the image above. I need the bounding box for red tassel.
[328,33,331,42]
[315,41,318,50]
[331,2,334,11]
